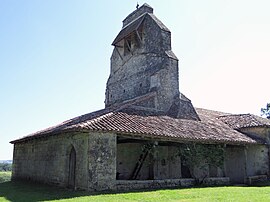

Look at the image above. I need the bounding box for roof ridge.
[252,114,270,124]
[122,12,147,30]
[218,113,251,118]
[79,112,114,127]
[217,113,270,130]
[195,107,231,114]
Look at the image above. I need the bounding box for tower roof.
[112,13,146,46]
[122,3,153,27]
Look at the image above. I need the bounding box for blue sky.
[1,0,270,160]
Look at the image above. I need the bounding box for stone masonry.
[12,132,89,189]
[105,4,199,120]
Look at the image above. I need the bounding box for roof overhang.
[112,14,146,46]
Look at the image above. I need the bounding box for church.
[10,4,270,191]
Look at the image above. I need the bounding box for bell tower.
[105,4,199,120]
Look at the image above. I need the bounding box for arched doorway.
[68,146,76,189]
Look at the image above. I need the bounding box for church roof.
[218,113,270,129]
[11,101,263,145]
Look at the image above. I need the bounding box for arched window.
[68,146,76,189]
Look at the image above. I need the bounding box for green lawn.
[0,175,269,202]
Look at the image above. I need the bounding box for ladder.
[130,144,153,180]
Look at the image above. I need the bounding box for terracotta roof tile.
[11,107,258,145]
[218,114,270,129]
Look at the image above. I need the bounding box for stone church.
[11,4,270,191]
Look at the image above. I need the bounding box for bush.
[0,172,11,183]
[0,163,12,172]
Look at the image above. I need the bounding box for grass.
[0,175,269,202]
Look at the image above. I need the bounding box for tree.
[261,103,270,119]
[178,143,224,183]
[0,163,12,171]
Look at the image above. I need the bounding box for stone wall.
[88,132,117,191]
[12,132,89,189]
[106,8,199,120]
[240,127,270,179]
[116,140,232,182]
[106,10,179,113]
[153,146,181,179]
[224,144,269,184]
[247,175,268,185]
[116,177,230,191]
[116,179,195,191]
[12,131,118,191]
[12,131,268,191]
[203,177,230,186]
[246,145,269,176]
[240,127,270,143]
[224,146,246,184]
[117,141,182,180]
[117,142,151,180]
